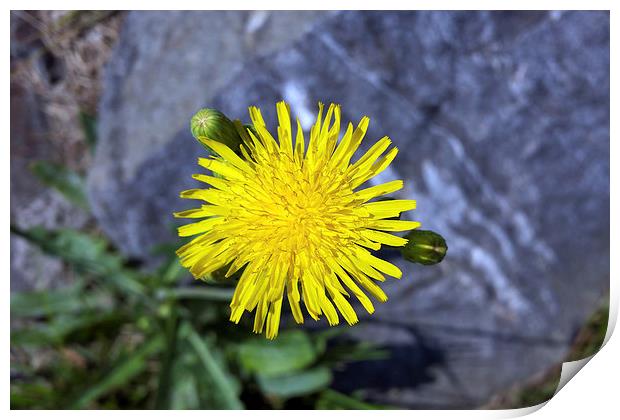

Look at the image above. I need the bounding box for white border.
[5,2,616,418]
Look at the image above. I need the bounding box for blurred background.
[10,10,609,409]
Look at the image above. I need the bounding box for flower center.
[237,153,360,260]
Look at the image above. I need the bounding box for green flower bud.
[401,229,448,265]
[190,108,243,152]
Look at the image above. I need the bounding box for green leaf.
[69,335,164,408]
[29,161,89,209]
[10,281,109,318]
[257,366,332,399]
[11,226,144,295]
[79,111,97,152]
[237,330,317,377]
[159,258,186,284]
[11,285,81,318]
[11,380,56,409]
[11,311,126,346]
[169,370,200,409]
[321,341,389,366]
[11,226,112,271]
[168,348,223,409]
[183,323,243,409]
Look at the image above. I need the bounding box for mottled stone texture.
[10,84,89,291]
[10,13,90,291]
[89,11,609,407]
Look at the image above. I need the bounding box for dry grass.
[11,11,125,171]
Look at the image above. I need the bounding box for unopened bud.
[401,229,447,265]
[190,108,243,152]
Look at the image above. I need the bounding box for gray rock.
[10,81,89,291]
[11,12,91,292]
[90,11,609,408]
[89,11,330,257]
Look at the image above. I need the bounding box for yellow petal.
[355,180,403,201]
[361,230,408,247]
[368,219,421,232]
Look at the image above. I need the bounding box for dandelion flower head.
[175,101,420,339]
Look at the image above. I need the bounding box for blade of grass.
[69,335,164,409]
[183,323,243,409]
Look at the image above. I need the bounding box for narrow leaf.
[11,225,144,295]
[183,323,243,409]
[30,161,89,209]
[79,111,97,152]
[69,335,164,408]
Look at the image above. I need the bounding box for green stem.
[154,309,178,409]
[161,287,234,301]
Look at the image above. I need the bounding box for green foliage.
[11,311,125,347]
[29,161,89,209]
[12,111,389,410]
[11,221,386,409]
[79,111,98,152]
[11,280,106,318]
[257,367,332,399]
[237,331,317,377]
[183,323,243,409]
[70,335,165,409]
[11,225,144,295]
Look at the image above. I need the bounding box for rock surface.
[10,12,94,292]
[89,11,609,408]
[10,81,89,291]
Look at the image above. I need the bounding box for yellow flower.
[175,101,420,339]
